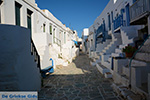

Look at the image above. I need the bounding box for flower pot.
[125,52,133,58]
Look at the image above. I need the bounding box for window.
[15,2,22,26]
[64,32,66,44]
[43,24,46,32]
[111,11,113,23]
[53,28,55,43]
[0,8,1,23]
[108,14,111,30]
[50,24,52,35]
[27,9,32,35]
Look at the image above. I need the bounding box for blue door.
[125,4,130,26]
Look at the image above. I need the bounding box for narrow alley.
[39,53,121,100]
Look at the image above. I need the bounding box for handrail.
[41,58,54,78]
[31,39,41,71]
[113,14,126,30]
[129,34,150,88]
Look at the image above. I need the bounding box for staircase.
[111,26,142,58]
[36,45,51,70]
[130,36,150,95]
[116,36,150,96]
[49,44,68,67]
[102,33,122,54]
[96,39,112,53]
[0,24,41,91]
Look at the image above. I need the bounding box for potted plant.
[122,45,137,58]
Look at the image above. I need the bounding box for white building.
[81,28,89,53]
[0,0,79,90]
[87,0,150,98]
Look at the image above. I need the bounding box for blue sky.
[36,0,110,38]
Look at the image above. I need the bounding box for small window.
[15,2,22,26]
[27,9,33,35]
[64,32,66,44]
[111,11,113,23]
[43,24,46,32]
[108,14,111,30]
[50,24,52,35]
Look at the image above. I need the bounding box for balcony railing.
[130,0,150,23]
[31,39,41,71]
[113,14,126,30]
[54,37,61,47]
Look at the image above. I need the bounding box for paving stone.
[38,53,121,100]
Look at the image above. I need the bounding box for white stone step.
[108,57,112,63]
[121,74,129,87]
[134,53,150,62]
[101,54,111,62]
[115,48,122,53]
[131,59,148,67]
[144,38,150,45]
[104,72,112,78]
[96,63,110,74]
[111,53,120,57]
[140,45,150,53]
[90,61,96,66]
[102,61,111,69]
[119,44,128,49]
[112,52,124,57]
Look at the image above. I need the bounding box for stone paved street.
[39,53,122,100]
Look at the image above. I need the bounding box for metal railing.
[31,39,41,71]
[113,14,126,30]
[128,35,150,88]
[54,37,61,47]
[130,0,150,22]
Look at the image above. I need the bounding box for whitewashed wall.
[0,24,41,91]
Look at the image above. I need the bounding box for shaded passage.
[39,53,121,100]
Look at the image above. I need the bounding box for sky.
[35,0,110,38]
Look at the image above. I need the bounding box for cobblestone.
[39,53,122,100]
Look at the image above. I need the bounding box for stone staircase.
[114,36,150,97]
[101,33,122,54]
[120,26,142,45]
[130,36,150,95]
[111,26,141,58]
[36,45,51,69]
[50,44,69,67]
[96,39,112,53]
[96,33,122,77]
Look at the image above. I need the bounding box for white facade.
[87,0,150,98]
[82,28,89,53]
[0,24,41,91]
[0,0,79,90]
[0,0,79,68]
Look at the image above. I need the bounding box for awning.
[72,40,78,45]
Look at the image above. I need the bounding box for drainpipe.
[129,35,150,88]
